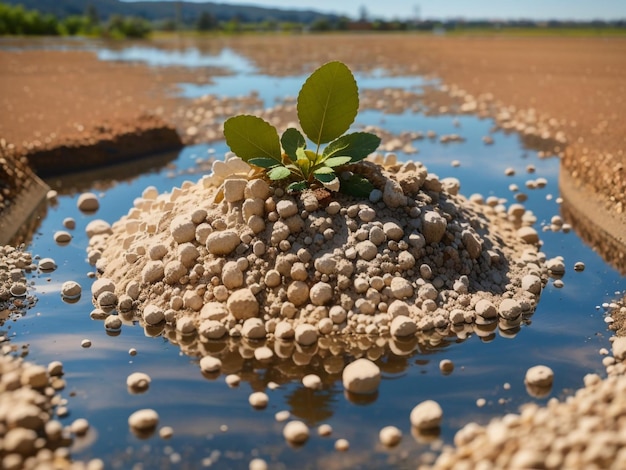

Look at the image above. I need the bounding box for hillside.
[2,0,338,23]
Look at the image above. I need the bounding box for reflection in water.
[44,150,180,195]
[560,174,626,275]
[87,308,535,427]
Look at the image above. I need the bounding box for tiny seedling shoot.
[223,61,381,197]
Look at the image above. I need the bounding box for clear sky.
[150,0,625,21]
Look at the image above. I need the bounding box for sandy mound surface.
[87,154,549,358]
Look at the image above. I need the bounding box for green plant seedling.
[223,61,380,196]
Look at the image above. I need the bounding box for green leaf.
[287,181,308,192]
[248,157,279,169]
[322,132,381,162]
[323,156,352,167]
[223,115,282,163]
[281,128,306,162]
[314,172,336,183]
[268,166,291,180]
[340,174,374,198]
[313,165,335,175]
[297,61,359,146]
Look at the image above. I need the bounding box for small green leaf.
[295,147,307,160]
[223,115,282,163]
[248,157,279,169]
[314,172,336,183]
[323,156,352,167]
[287,181,308,192]
[322,132,381,162]
[340,174,374,198]
[313,165,335,175]
[297,61,359,146]
[281,128,306,162]
[268,166,291,180]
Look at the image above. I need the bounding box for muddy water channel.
[8,40,626,469]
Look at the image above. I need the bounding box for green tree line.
[0,2,151,38]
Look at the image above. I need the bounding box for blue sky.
[137,0,625,21]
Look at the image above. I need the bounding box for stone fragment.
[462,230,482,259]
[127,372,151,393]
[342,358,381,394]
[525,365,554,387]
[390,315,417,337]
[276,200,298,218]
[128,409,159,431]
[86,219,112,238]
[379,426,402,447]
[295,324,317,346]
[302,374,322,389]
[498,299,522,320]
[287,281,309,306]
[390,277,414,299]
[249,391,269,409]
[206,231,240,256]
[223,178,247,203]
[38,257,57,271]
[77,192,99,212]
[383,222,404,241]
[61,281,82,299]
[200,356,222,373]
[283,421,309,444]
[54,231,72,244]
[242,317,266,339]
[227,288,259,320]
[170,216,196,243]
[91,278,115,298]
[143,305,165,325]
[142,261,164,284]
[521,274,542,295]
[383,178,407,208]
[356,241,378,261]
[410,400,443,430]
[517,226,539,244]
[475,299,497,318]
[422,211,447,244]
[199,320,227,339]
[310,282,333,305]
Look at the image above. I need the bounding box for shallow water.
[5,39,626,469]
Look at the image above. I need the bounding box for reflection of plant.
[223,61,380,196]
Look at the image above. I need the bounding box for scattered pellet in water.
[159,426,174,439]
[335,438,350,451]
[127,372,151,393]
[379,426,402,447]
[302,374,322,389]
[283,421,309,444]
[439,359,454,374]
[225,374,241,387]
[317,424,333,436]
[275,410,290,422]
[249,392,269,409]
[81,339,92,348]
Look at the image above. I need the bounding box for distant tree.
[336,16,349,30]
[196,11,217,31]
[261,18,278,31]
[310,17,331,31]
[223,15,242,33]
[85,3,99,26]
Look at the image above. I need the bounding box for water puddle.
[4,38,624,469]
